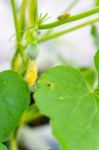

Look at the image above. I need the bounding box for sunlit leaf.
[34,65,99,150]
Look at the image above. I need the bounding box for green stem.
[10,136,18,150]
[20,104,42,125]
[39,18,99,43]
[10,104,41,150]
[39,7,99,29]
[28,0,38,27]
[11,0,20,42]
[11,0,28,74]
[19,0,27,34]
[11,0,22,72]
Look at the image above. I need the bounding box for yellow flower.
[25,60,37,87]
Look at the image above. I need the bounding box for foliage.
[0,144,7,150]
[0,71,30,142]
[34,51,99,150]
[0,0,99,150]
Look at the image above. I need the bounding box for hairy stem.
[39,7,99,29]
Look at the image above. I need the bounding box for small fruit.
[26,43,39,60]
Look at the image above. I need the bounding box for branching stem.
[39,7,99,29]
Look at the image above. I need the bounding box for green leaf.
[0,144,7,150]
[94,50,99,75]
[34,66,99,150]
[0,70,30,142]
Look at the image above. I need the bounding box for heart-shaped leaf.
[34,65,99,150]
[0,70,30,142]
